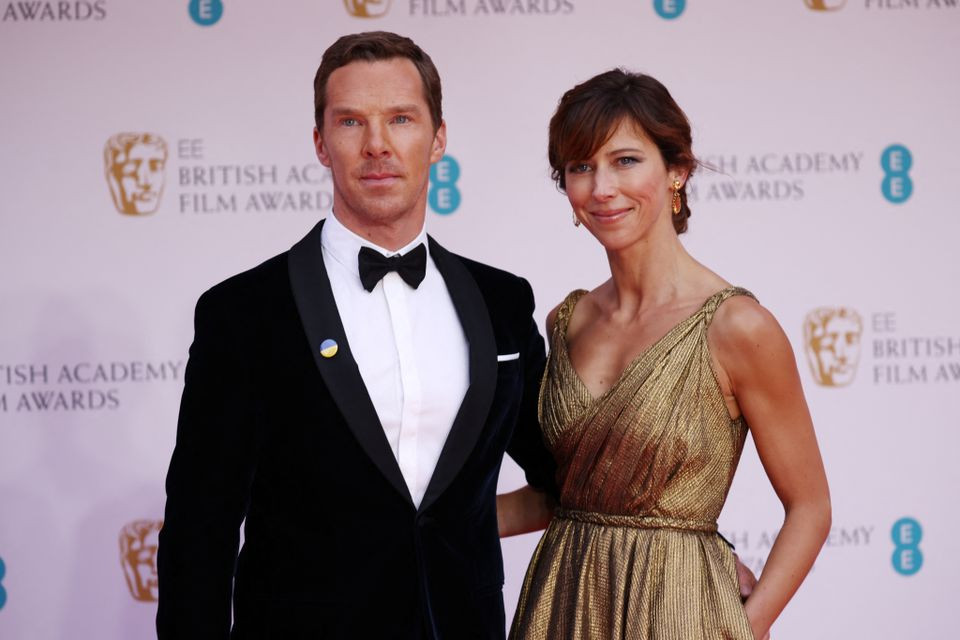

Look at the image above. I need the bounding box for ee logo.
[0,556,6,611]
[881,144,913,204]
[429,155,461,215]
[189,0,223,26]
[654,0,686,19]
[891,517,923,576]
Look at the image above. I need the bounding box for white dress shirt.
[321,213,470,507]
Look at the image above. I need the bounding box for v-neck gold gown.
[510,287,756,640]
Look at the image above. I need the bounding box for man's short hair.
[313,31,443,132]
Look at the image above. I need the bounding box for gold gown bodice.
[510,286,757,640]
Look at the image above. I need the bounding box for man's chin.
[350,198,419,219]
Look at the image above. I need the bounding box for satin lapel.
[287,220,413,506]
[419,237,497,513]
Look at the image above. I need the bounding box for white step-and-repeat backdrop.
[1,1,957,638]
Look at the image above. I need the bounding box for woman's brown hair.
[548,69,697,234]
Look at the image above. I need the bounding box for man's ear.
[314,127,331,168]
[429,120,447,164]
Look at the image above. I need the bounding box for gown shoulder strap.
[703,286,758,326]
[553,289,589,339]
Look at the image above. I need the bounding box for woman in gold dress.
[498,70,831,640]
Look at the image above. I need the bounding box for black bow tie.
[357,244,427,292]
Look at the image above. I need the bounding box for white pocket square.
[497,352,520,362]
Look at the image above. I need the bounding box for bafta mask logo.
[119,520,162,602]
[344,0,391,18]
[804,0,847,10]
[104,133,168,215]
[804,307,863,387]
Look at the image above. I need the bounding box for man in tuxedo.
[156,31,556,639]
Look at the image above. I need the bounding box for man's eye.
[393,115,410,124]
[341,118,359,127]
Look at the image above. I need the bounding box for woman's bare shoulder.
[546,284,604,338]
[709,293,793,373]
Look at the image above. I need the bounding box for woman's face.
[564,119,681,253]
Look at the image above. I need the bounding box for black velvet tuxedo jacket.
[156,220,556,639]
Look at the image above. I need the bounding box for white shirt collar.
[320,212,429,281]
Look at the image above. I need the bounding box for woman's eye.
[568,163,591,174]
[617,156,639,166]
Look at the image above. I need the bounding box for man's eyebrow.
[328,104,425,117]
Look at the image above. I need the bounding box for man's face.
[111,142,166,214]
[314,58,445,234]
[808,313,861,386]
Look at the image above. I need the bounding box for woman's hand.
[734,553,758,599]
[734,554,769,639]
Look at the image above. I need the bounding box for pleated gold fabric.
[510,287,756,640]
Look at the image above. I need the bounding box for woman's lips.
[589,207,631,223]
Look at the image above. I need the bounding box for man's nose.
[362,122,391,158]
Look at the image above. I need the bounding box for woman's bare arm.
[712,297,831,640]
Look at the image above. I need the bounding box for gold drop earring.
[672,179,682,215]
